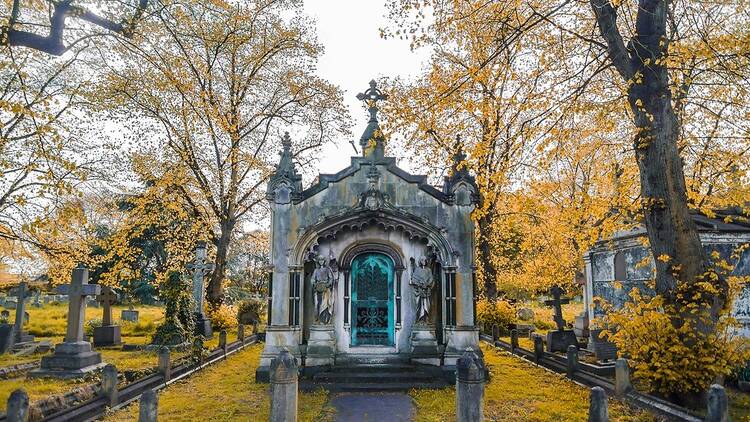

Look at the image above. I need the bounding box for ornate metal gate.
[351,252,394,346]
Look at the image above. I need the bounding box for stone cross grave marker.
[544,285,570,331]
[97,286,117,326]
[187,242,214,317]
[9,282,33,344]
[58,265,101,343]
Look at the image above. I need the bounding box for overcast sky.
[303,0,429,174]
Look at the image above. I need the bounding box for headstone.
[101,364,118,407]
[187,242,215,339]
[6,388,29,422]
[30,265,104,378]
[706,384,729,422]
[121,308,139,322]
[32,292,41,308]
[587,386,609,422]
[9,282,33,346]
[566,345,578,377]
[5,300,17,310]
[270,350,298,422]
[456,349,485,422]
[615,358,631,398]
[533,335,544,364]
[158,346,171,382]
[0,323,13,354]
[138,389,158,422]
[574,311,590,339]
[517,307,535,321]
[544,286,577,352]
[590,329,618,361]
[93,286,121,347]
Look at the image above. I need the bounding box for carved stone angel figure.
[310,250,338,325]
[410,256,434,324]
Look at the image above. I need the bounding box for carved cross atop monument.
[9,281,31,339]
[57,265,101,343]
[544,285,570,331]
[187,242,214,316]
[97,286,117,326]
[357,80,388,117]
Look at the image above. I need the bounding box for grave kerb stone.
[158,346,171,381]
[238,324,245,343]
[587,386,609,422]
[219,330,228,356]
[706,384,729,422]
[101,364,118,407]
[138,389,158,422]
[533,335,544,364]
[510,329,519,353]
[6,388,29,422]
[615,358,631,398]
[566,345,578,377]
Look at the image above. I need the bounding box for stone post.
[533,335,544,364]
[238,324,245,343]
[101,364,118,407]
[6,389,29,422]
[158,346,171,382]
[706,384,729,422]
[566,345,578,378]
[270,350,298,422]
[219,330,228,357]
[510,329,519,353]
[491,325,499,343]
[456,349,485,422]
[614,358,631,398]
[138,389,158,422]
[587,386,608,422]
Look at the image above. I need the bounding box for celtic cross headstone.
[187,242,215,338]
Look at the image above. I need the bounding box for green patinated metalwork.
[351,252,394,346]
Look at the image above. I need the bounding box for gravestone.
[4,300,16,310]
[30,265,105,378]
[574,311,589,339]
[544,286,577,352]
[588,387,609,422]
[517,307,535,321]
[187,242,215,339]
[6,388,29,422]
[32,292,42,308]
[9,282,34,347]
[706,384,729,422]
[139,389,158,422]
[590,329,617,362]
[121,306,139,322]
[93,286,121,347]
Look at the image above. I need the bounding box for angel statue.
[310,249,339,325]
[410,256,434,324]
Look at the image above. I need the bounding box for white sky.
[303,0,429,174]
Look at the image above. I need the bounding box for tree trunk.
[477,212,498,300]
[207,219,235,307]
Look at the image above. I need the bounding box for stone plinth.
[93,325,122,347]
[30,341,105,379]
[410,325,440,365]
[194,313,213,339]
[256,326,301,382]
[306,325,335,366]
[444,326,481,365]
[546,329,577,353]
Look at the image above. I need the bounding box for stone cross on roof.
[57,265,101,343]
[97,286,117,326]
[544,285,570,331]
[9,281,31,335]
[356,79,388,156]
[187,242,215,316]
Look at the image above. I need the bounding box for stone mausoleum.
[256,81,480,382]
[583,210,750,336]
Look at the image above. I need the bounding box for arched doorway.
[350,252,395,346]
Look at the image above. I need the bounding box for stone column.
[587,387,608,422]
[6,389,29,422]
[706,384,729,422]
[270,350,298,422]
[101,364,118,407]
[566,345,578,377]
[615,358,631,398]
[158,347,171,382]
[138,389,158,422]
[456,350,485,422]
[219,330,228,357]
[533,335,544,364]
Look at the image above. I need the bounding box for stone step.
[314,371,435,384]
[302,381,450,393]
[334,354,410,366]
[329,364,417,373]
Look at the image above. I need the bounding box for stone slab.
[546,330,578,353]
[195,315,213,339]
[93,325,122,347]
[330,393,415,422]
[121,310,139,322]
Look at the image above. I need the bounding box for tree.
[102,0,348,306]
[1,0,148,55]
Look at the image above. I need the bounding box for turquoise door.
[351,253,394,346]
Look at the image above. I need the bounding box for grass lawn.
[410,344,657,422]
[103,344,333,422]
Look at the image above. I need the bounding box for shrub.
[236,298,265,325]
[207,304,237,330]
[476,298,516,334]
[85,318,102,336]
